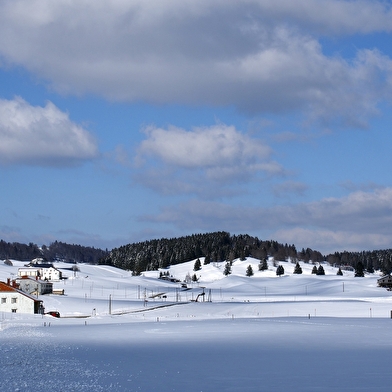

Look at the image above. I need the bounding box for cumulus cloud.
[134,124,282,195]
[140,188,392,253]
[1,1,392,126]
[0,97,98,166]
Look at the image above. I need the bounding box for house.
[0,280,44,314]
[18,264,62,281]
[377,275,392,290]
[18,267,40,278]
[16,276,53,295]
[39,265,62,281]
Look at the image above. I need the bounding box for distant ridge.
[2,233,392,275]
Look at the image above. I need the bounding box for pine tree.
[276,265,284,276]
[223,262,232,276]
[193,258,202,271]
[316,265,325,275]
[293,262,302,274]
[192,273,198,282]
[311,265,318,274]
[258,258,268,271]
[355,261,365,277]
[246,265,254,277]
[336,267,343,276]
[366,262,374,274]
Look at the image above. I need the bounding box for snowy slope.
[1,257,392,391]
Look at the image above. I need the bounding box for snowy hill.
[1,258,392,391]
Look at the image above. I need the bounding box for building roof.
[0,281,43,302]
[17,276,52,284]
[0,281,16,292]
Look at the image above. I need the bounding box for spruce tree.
[223,262,232,276]
[193,258,202,271]
[366,263,374,274]
[336,267,343,276]
[276,265,284,276]
[316,265,325,275]
[311,265,318,274]
[355,261,365,277]
[258,258,268,271]
[246,264,254,277]
[293,262,302,274]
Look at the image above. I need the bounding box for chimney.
[7,278,10,285]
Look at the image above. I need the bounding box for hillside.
[0,256,386,318]
[2,232,392,277]
[1,257,392,391]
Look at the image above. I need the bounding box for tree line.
[0,239,108,264]
[101,232,392,275]
[100,232,322,274]
[3,233,392,275]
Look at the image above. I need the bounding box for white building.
[18,267,40,278]
[0,281,44,314]
[16,276,53,295]
[40,266,62,281]
[18,264,62,281]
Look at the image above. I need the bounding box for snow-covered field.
[1,258,392,391]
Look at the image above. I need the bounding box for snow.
[1,258,392,391]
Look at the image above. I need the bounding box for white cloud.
[138,124,270,168]
[134,124,282,195]
[0,97,98,166]
[272,228,392,254]
[1,1,392,126]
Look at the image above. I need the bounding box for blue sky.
[1,0,392,254]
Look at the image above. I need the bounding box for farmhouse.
[16,276,53,295]
[0,281,44,314]
[377,275,392,289]
[18,263,62,281]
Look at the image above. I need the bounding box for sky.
[1,0,392,254]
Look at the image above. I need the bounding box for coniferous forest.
[2,232,392,276]
[0,239,108,264]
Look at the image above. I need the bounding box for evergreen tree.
[246,264,254,277]
[336,267,343,276]
[311,265,318,274]
[316,265,325,275]
[276,265,284,276]
[355,261,365,277]
[193,258,202,271]
[192,273,198,282]
[223,262,232,276]
[258,258,268,271]
[293,262,302,274]
[366,262,374,274]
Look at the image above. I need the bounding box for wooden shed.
[377,275,392,290]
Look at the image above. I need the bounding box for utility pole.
[109,294,112,315]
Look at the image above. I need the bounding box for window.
[11,309,17,313]
[11,297,17,304]
[1,298,6,304]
